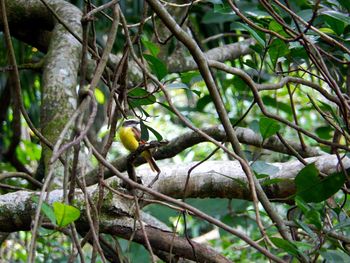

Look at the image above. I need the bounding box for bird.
[119,119,160,173]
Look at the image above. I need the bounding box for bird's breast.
[119,127,139,152]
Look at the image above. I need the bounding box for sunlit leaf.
[53,202,80,227]
[142,38,160,57]
[269,21,289,37]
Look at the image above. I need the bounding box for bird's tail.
[142,151,160,173]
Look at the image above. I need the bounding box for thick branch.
[137,154,348,200]
[0,183,231,263]
[167,38,255,73]
[86,126,324,185]
[39,0,82,175]
[100,224,232,263]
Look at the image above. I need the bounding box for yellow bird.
[119,120,160,173]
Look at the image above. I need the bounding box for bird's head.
[122,119,140,128]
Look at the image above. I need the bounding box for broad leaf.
[128,88,156,108]
[143,54,168,80]
[259,117,281,140]
[269,38,290,68]
[231,22,265,47]
[144,124,163,141]
[315,126,333,140]
[270,237,300,256]
[305,209,322,230]
[196,94,212,112]
[269,21,289,37]
[140,120,149,141]
[141,38,160,57]
[295,163,345,203]
[320,249,350,263]
[32,196,56,225]
[53,202,80,227]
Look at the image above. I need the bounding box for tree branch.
[138,154,349,201]
[86,126,324,185]
[0,181,231,263]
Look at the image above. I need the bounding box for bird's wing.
[132,127,141,141]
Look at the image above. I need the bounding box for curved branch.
[0,182,230,263]
[100,224,232,263]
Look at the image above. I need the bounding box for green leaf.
[244,9,271,20]
[202,11,237,24]
[32,196,56,225]
[16,140,42,164]
[319,27,337,35]
[166,83,201,97]
[315,126,333,140]
[295,196,310,214]
[339,0,350,10]
[259,117,281,140]
[320,249,350,262]
[231,22,265,47]
[141,38,160,57]
[143,54,168,80]
[269,21,289,37]
[231,76,248,91]
[196,94,212,112]
[261,178,285,186]
[94,88,105,104]
[128,88,156,108]
[157,102,176,114]
[140,120,149,141]
[262,96,292,114]
[293,241,313,252]
[270,237,300,256]
[323,10,350,25]
[180,71,202,85]
[202,4,237,24]
[305,209,322,230]
[256,173,269,179]
[269,38,290,68]
[53,202,80,227]
[294,219,318,239]
[322,14,346,36]
[143,124,163,141]
[295,163,346,203]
